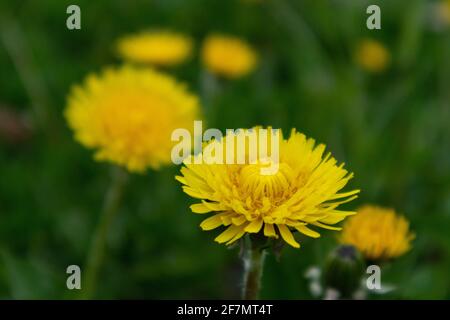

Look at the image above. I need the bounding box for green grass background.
[0,0,449,299]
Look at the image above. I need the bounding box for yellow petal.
[175,175,187,185]
[182,186,204,199]
[264,223,278,238]
[232,215,247,226]
[277,224,300,248]
[226,226,247,245]
[325,195,359,207]
[200,214,225,230]
[202,201,226,211]
[245,218,263,233]
[190,203,211,214]
[221,214,232,226]
[312,221,342,231]
[319,211,355,224]
[215,225,242,243]
[295,224,320,238]
[327,189,360,200]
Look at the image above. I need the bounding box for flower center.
[239,159,294,200]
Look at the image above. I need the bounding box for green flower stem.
[242,240,266,300]
[82,166,128,299]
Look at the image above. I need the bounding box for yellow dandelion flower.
[436,0,450,26]
[176,128,359,248]
[202,34,257,78]
[354,39,390,73]
[340,205,415,261]
[116,31,193,66]
[65,65,200,172]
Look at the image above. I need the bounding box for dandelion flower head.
[354,38,390,73]
[340,205,414,261]
[177,128,359,248]
[117,30,193,66]
[65,65,200,172]
[202,34,257,78]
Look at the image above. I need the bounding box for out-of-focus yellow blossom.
[354,39,390,73]
[202,34,257,78]
[436,0,450,25]
[65,65,200,172]
[176,128,359,248]
[340,205,415,261]
[116,31,193,66]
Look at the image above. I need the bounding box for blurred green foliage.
[0,0,449,299]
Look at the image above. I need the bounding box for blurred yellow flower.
[340,205,415,261]
[436,0,450,25]
[65,65,200,172]
[176,128,359,248]
[202,34,257,78]
[116,31,193,66]
[354,39,390,73]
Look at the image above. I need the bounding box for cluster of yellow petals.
[117,31,193,66]
[354,38,390,73]
[177,128,359,248]
[65,65,200,172]
[340,205,415,261]
[202,34,258,78]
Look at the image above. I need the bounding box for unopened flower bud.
[323,245,365,298]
